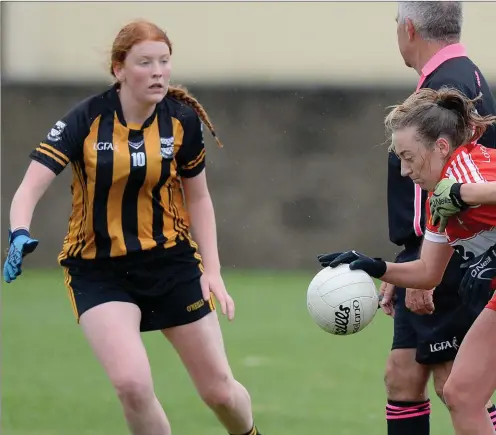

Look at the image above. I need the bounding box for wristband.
[450,183,469,210]
[9,228,31,243]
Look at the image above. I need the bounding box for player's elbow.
[422,278,442,290]
[422,270,444,290]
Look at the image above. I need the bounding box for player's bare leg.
[385,349,431,435]
[443,308,496,435]
[385,349,431,401]
[163,311,258,435]
[431,361,453,404]
[433,361,496,421]
[80,302,171,435]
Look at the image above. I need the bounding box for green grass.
[2,269,453,435]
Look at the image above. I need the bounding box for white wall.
[4,1,496,85]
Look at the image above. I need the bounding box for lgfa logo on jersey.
[160,137,174,159]
[93,142,117,151]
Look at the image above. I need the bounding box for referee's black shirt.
[388,43,496,250]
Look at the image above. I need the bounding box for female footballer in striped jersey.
[4,20,262,435]
[320,87,496,435]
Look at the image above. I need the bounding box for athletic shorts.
[61,241,215,332]
[391,246,481,365]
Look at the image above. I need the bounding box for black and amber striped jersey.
[30,84,206,263]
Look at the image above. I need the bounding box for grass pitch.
[2,269,454,434]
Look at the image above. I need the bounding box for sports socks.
[487,404,496,429]
[386,400,496,434]
[386,399,430,435]
[229,425,260,435]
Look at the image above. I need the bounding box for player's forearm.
[10,184,41,231]
[460,181,496,205]
[187,195,221,274]
[381,260,438,290]
[10,161,56,232]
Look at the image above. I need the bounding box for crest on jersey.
[47,120,66,142]
[160,136,174,159]
[128,140,144,150]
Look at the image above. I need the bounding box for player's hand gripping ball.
[307,259,380,336]
[318,250,387,278]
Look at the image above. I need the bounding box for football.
[307,264,379,335]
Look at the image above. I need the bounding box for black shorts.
[391,246,479,365]
[61,241,215,332]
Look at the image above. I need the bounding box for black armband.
[450,183,470,210]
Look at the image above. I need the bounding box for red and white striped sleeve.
[441,145,496,228]
[445,149,487,184]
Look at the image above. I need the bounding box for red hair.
[110,20,222,147]
[110,20,172,77]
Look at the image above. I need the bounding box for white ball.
[307,264,379,336]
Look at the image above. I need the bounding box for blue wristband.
[9,228,30,243]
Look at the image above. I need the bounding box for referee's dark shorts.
[391,243,478,364]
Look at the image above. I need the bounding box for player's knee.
[198,373,236,410]
[113,376,155,410]
[443,376,473,411]
[443,375,489,413]
[384,362,408,398]
[443,378,462,411]
[384,354,427,400]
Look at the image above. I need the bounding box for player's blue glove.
[459,244,496,314]
[317,250,387,279]
[3,229,39,283]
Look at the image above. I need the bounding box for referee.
[383,3,496,435]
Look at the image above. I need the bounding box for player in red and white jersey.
[318,86,496,435]
[425,142,496,263]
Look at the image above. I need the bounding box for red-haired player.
[4,20,262,435]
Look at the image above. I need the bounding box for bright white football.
[307,264,379,335]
